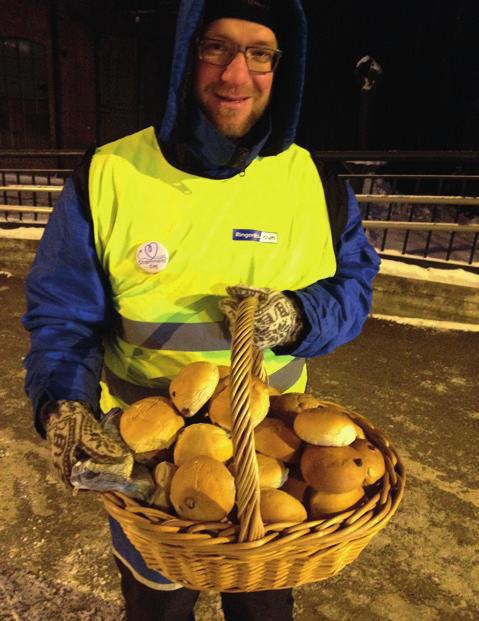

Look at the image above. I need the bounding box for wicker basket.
[102,296,405,592]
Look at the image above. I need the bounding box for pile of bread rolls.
[118,361,385,524]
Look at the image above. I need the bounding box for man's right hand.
[45,400,130,488]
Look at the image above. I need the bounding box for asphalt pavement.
[0,269,478,621]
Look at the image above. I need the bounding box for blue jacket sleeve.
[22,177,109,437]
[282,183,380,357]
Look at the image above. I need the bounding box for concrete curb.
[1,237,478,324]
[0,238,39,275]
[372,273,479,324]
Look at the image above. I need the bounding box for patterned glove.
[219,285,304,350]
[45,400,130,489]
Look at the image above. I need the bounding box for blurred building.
[0,0,176,150]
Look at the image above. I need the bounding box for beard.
[199,83,271,139]
[210,106,264,139]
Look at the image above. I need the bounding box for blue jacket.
[23,0,380,437]
[22,0,380,590]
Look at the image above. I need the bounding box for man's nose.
[220,51,252,85]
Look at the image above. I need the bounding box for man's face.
[194,18,277,139]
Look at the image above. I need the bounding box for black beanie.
[202,0,281,43]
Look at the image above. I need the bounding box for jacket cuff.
[33,390,59,439]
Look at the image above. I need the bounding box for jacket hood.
[157,0,308,159]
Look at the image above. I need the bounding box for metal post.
[355,55,383,150]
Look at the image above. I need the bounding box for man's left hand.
[219,285,304,350]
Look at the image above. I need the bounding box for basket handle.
[229,296,266,543]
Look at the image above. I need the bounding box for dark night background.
[93,0,479,152]
[1,0,479,153]
[299,0,479,151]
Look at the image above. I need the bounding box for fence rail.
[0,185,63,192]
[1,150,478,266]
[358,195,479,206]
[0,205,53,214]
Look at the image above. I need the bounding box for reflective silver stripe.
[270,356,305,391]
[103,366,169,405]
[112,551,184,591]
[103,358,305,406]
[118,315,231,351]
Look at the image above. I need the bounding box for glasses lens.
[245,47,276,72]
[199,39,234,65]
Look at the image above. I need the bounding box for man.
[22,0,380,619]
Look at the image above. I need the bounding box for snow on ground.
[372,313,479,332]
[380,257,479,288]
[375,258,479,331]
[0,226,44,239]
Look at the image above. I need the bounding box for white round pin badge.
[136,241,169,273]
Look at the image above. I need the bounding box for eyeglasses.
[197,37,282,74]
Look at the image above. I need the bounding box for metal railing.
[339,170,479,266]
[0,170,69,226]
[1,150,478,266]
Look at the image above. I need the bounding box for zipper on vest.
[228,147,250,175]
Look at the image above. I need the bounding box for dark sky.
[298,0,479,150]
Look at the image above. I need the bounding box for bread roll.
[173,423,233,466]
[293,408,357,446]
[211,367,231,399]
[254,417,302,463]
[351,421,366,440]
[260,488,307,523]
[269,392,324,425]
[267,385,282,397]
[154,460,178,486]
[150,462,177,510]
[258,453,288,488]
[351,438,385,485]
[309,486,364,517]
[120,396,185,453]
[300,445,366,493]
[280,475,310,505]
[256,454,289,488]
[133,448,172,467]
[169,361,220,417]
[208,377,269,430]
[170,456,235,521]
[229,453,288,489]
[217,365,230,380]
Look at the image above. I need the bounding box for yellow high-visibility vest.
[88,126,336,411]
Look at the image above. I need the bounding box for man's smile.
[213,93,252,110]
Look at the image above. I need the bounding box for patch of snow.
[0,227,44,240]
[380,258,479,288]
[372,313,479,332]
